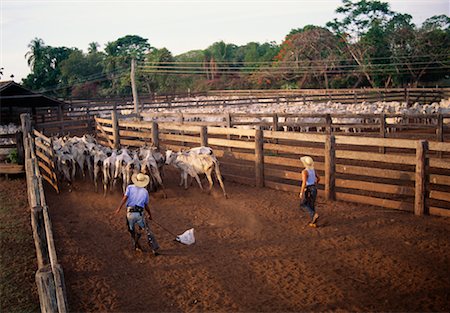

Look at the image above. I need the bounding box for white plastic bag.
[176,228,195,245]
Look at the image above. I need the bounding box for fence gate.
[33,129,59,193]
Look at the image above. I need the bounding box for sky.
[1,0,449,81]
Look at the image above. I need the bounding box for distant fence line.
[94,113,450,218]
[24,87,450,130]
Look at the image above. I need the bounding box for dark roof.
[0,81,64,107]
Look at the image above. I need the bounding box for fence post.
[31,205,50,268]
[226,113,232,151]
[325,114,332,135]
[255,127,264,187]
[151,122,159,149]
[272,113,278,132]
[379,113,386,154]
[414,140,428,216]
[325,134,336,201]
[436,114,443,158]
[200,126,208,147]
[35,265,58,313]
[57,104,64,135]
[111,109,120,149]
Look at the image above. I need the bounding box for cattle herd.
[36,134,227,198]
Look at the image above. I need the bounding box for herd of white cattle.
[36,134,227,198]
[126,98,450,134]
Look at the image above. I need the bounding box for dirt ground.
[0,177,40,312]
[44,169,450,313]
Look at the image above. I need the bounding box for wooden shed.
[0,80,65,125]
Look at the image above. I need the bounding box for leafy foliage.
[21,1,449,96]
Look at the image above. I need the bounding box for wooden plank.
[215,150,255,162]
[221,173,255,186]
[264,143,324,156]
[264,155,325,171]
[119,129,152,139]
[159,123,202,132]
[35,265,58,313]
[336,150,416,165]
[207,126,255,137]
[336,178,415,196]
[119,120,153,129]
[36,150,53,167]
[429,207,450,217]
[429,190,450,202]
[428,142,450,152]
[33,129,51,144]
[160,143,189,152]
[429,158,450,170]
[335,135,417,149]
[430,174,450,186]
[35,140,53,155]
[336,192,413,211]
[208,138,255,150]
[159,133,202,144]
[264,180,325,197]
[96,125,113,133]
[120,138,147,147]
[0,163,24,174]
[41,173,59,191]
[265,167,302,180]
[96,123,114,148]
[263,130,326,143]
[38,161,54,178]
[336,164,415,181]
[95,117,112,125]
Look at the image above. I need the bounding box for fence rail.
[21,113,67,313]
[95,113,450,218]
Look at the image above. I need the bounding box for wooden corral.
[20,114,67,313]
[94,113,450,218]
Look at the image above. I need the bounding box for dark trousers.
[301,185,317,219]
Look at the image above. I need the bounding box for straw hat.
[300,156,314,169]
[131,173,150,188]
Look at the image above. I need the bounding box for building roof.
[0,81,64,107]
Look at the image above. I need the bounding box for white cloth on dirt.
[176,228,195,245]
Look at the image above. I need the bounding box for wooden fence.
[33,129,59,193]
[21,113,67,313]
[0,131,24,175]
[95,113,450,218]
[34,88,450,136]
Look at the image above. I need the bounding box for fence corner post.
[255,127,264,188]
[379,113,386,154]
[151,122,159,149]
[325,134,336,201]
[414,140,428,216]
[111,109,120,149]
[200,126,208,147]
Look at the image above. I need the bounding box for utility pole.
[131,58,140,118]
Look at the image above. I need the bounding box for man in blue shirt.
[116,173,160,255]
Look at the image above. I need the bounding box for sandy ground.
[44,169,450,312]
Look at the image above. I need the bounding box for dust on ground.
[45,169,450,312]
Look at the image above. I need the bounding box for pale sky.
[1,0,449,81]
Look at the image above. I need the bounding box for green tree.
[327,0,395,87]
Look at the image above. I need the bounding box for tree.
[102,35,153,96]
[270,27,343,89]
[140,48,176,94]
[327,0,395,87]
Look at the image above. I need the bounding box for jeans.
[301,185,317,219]
[126,212,160,251]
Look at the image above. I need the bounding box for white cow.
[165,149,228,198]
